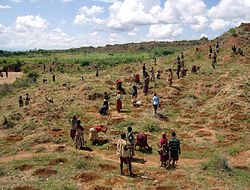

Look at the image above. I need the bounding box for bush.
[141,118,160,132]
[152,47,175,57]
[21,65,32,74]
[80,60,90,67]
[75,159,90,170]
[115,120,134,131]
[0,167,6,177]
[201,154,232,173]
[2,116,15,129]
[229,28,237,37]
[27,71,39,79]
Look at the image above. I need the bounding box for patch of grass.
[216,134,225,142]
[0,166,6,177]
[227,146,241,156]
[140,118,160,132]
[75,159,91,170]
[114,120,135,131]
[201,154,232,173]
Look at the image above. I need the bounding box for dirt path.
[0,72,23,85]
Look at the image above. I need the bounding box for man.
[143,77,149,95]
[126,127,135,157]
[75,120,84,149]
[216,42,219,53]
[176,56,181,79]
[232,45,237,54]
[89,125,107,145]
[96,69,99,77]
[150,67,155,81]
[52,74,55,82]
[169,131,181,168]
[5,70,8,78]
[209,46,213,58]
[152,93,160,114]
[19,96,24,108]
[142,63,146,78]
[117,133,133,176]
[212,52,217,69]
[131,85,138,106]
[69,115,78,140]
[99,99,109,115]
[25,93,30,106]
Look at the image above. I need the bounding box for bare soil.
[0,72,23,85]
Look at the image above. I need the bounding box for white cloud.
[62,0,74,2]
[208,0,250,31]
[8,0,22,3]
[147,24,183,40]
[15,15,49,31]
[0,5,12,9]
[73,5,104,25]
[209,19,231,31]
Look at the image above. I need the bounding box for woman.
[116,91,123,112]
[159,132,169,167]
[69,115,78,140]
[143,77,149,95]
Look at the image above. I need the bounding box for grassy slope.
[0,24,249,190]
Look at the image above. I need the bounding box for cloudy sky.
[0,0,249,50]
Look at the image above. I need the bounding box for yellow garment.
[116,139,129,157]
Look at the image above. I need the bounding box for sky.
[0,0,249,50]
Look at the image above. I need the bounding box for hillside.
[0,23,249,190]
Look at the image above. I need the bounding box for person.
[169,131,181,168]
[43,64,46,72]
[143,77,149,95]
[89,125,107,145]
[5,70,8,78]
[99,99,109,115]
[117,133,133,176]
[25,93,30,106]
[209,46,212,58]
[135,131,150,150]
[181,52,184,67]
[131,85,138,106]
[75,120,84,149]
[154,57,157,65]
[150,67,155,81]
[126,126,135,157]
[232,45,237,54]
[176,56,181,79]
[212,52,217,69]
[134,73,140,83]
[116,91,123,113]
[69,115,78,140]
[168,69,173,87]
[180,67,188,78]
[216,42,219,53]
[152,93,160,114]
[96,69,99,77]
[159,132,169,167]
[19,96,24,108]
[103,92,109,101]
[142,63,146,78]
[181,52,184,60]
[156,69,161,79]
[238,48,244,56]
[52,74,55,82]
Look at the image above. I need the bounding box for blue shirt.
[152,96,159,106]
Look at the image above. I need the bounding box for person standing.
[143,77,149,95]
[127,126,135,157]
[69,115,78,140]
[75,120,84,149]
[117,133,133,176]
[19,96,24,108]
[159,132,169,167]
[212,52,217,69]
[131,85,138,106]
[216,42,219,53]
[152,93,160,114]
[116,91,123,113]
[169,131,181,168]
[52,74,55,82]
[168,69,173,87]
[25,93,30,106]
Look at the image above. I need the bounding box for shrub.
[141,118,160,132]
[27,71,39,79]
[0,167,6,177]
[201,154,232,173]
[80,60,90,67]
[229,28,237,37]
[75,159,90,170]
[21,65,32,74]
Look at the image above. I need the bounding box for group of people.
[209,42,219,69]
[232,45,244,56]
[19,93,30,108]
[116,126,181,176]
